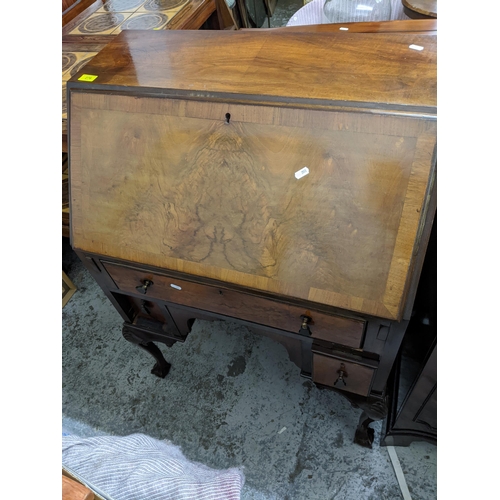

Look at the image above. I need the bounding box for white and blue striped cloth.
[62,433,245,500]
[287,0,410,26]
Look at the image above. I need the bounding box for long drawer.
[102,261,365,348]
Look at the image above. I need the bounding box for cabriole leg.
[122,324,172,378]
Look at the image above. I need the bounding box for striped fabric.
[62,434,245,500]
[287,0,409,26]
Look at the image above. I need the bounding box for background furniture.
[244,0,269,26]
[67,26,436,448]
[62,0,242,237]
[382,214,437,446]
[402,0,436,19]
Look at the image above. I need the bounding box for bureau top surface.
[67,29,437,112]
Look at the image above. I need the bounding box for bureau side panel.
[69,92,436,320]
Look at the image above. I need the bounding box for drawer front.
[312,353,375,396]
[103,261,364,348]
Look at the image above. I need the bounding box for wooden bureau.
[67,25,437,448]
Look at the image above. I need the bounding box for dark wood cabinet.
[244,0,268,27]
[382,214,437,446]
[68,25,437,448]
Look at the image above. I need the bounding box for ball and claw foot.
[138,341,171,378]
[354,424,376,448]
[151,359,171,378]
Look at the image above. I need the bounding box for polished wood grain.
[62,475,94,500]
[70,90,436,320]
[63,0,101,27]
[103,261,365,347]
[402,0,437,18]
[67,30,437,111]
[63,34,116,51]
[63,0,103,31]
[257,19,437,33]
[313,353,375,396]
[63,0,81,14]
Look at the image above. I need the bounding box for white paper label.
[170,284,182,290]
[409,44,424,51]
[339,27,349,30]
[295,167,309,180]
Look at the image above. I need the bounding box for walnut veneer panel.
[70,93,436,320]
[67,30,437,111]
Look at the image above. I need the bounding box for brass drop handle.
[136,279,154,295]
[299,315,312,336]
[334,363,347,386]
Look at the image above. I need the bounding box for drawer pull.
[102,262,365,349]
[135,279,154,295]
[299,315,312,336]
[334,363,347,386]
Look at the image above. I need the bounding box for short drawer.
[312,352,376,397]
[102,261,365,348]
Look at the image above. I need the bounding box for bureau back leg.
[316,385,389,448]
[122,324,172,378]
[353,398,388,448]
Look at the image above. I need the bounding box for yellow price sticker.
[78,74,98,82]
